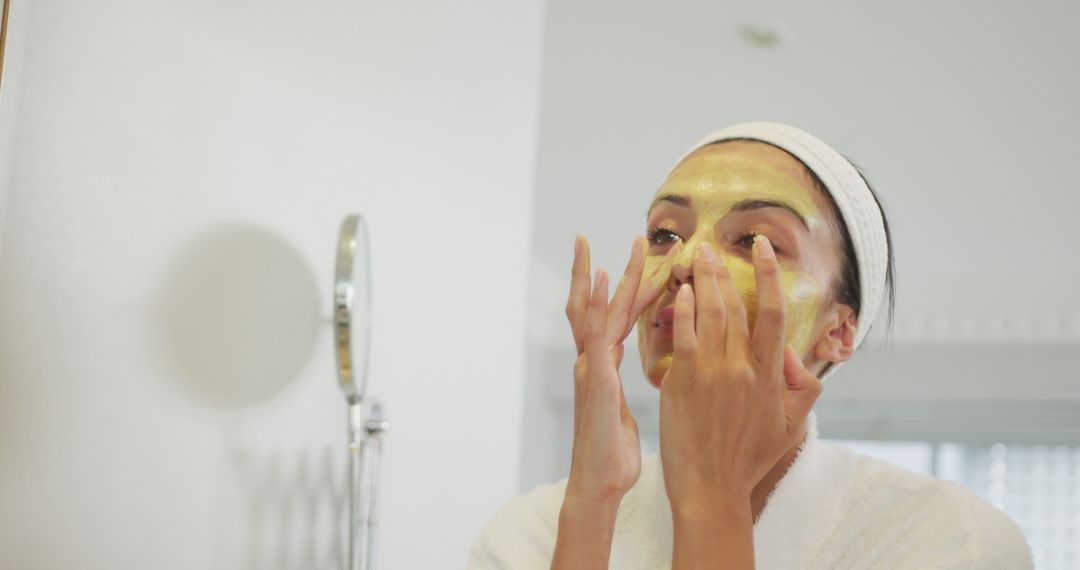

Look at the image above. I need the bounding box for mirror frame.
[334,213,372,404]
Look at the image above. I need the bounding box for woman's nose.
[669,241,698,291]
[670,259,691,289]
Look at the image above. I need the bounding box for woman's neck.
[750,425,808,523]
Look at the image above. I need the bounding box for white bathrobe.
[467,411,1033,569]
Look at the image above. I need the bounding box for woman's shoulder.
[819,442,1034,568]
[465,476,569,569]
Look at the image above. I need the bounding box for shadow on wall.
[228,444,347,570]
[155,224,350,568]
[154,222,321,408]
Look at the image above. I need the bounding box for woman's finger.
[782,344,824,437]
[584,269,622,421]
[605,236,646,345]
[712,245,750,358]
[571,355,587,461]
[584,269,614,372]
[750,235,786,373]
[625,244,679,341]
[693,243,726,355]
[565,235,592,355]
[611,343,625,369]
[666,283,698,384]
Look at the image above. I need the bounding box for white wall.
[0,0,542,568]
[0,0,26,247]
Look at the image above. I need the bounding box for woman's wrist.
[668,478,753,521]
[671,495,755,570]
[671,493,752,528]
[564,474,629,509]
[551,491,622,570]
[559,484,623,532]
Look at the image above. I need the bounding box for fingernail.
[677,283,691,303]
[700,242,715,263]
[753,235,775,259]
[574,235,583,258]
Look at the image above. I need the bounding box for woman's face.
[636,140,845,387]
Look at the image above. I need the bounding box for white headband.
[671,122,888,382]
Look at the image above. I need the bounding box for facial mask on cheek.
[641,244,679,289]
[725,255,823,356]
[634,244,680,342]
[637,250,674,381]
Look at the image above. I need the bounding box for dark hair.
[804,160,895,336]
[803,160,896,377]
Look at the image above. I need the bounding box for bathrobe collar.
[614,410,854,568]
[751,410,855,567]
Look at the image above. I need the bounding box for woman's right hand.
[563,235,671,504]
[552,235,672,570]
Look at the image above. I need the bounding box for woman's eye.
[736,233,777,253]
[646,228,680,246]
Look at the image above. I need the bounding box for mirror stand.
[334,214,388,570]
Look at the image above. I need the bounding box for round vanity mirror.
[334,214,372,404]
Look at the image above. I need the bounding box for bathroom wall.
[0,0,542,568]
[0,0,24,251]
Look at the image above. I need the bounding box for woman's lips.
[654,305,676,338]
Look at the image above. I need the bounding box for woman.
[468,122,1032,569]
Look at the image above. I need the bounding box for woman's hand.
[658,237,824,568]
[563,235,671,503]
[551,235,672,570]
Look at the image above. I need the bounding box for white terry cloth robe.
[467,411,1034,569]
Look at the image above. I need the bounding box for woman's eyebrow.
[730,199,810,231]
[647,193,691,214]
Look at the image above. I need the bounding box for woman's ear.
[812,304,857,365]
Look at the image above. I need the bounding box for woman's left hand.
[659,236,824,516]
